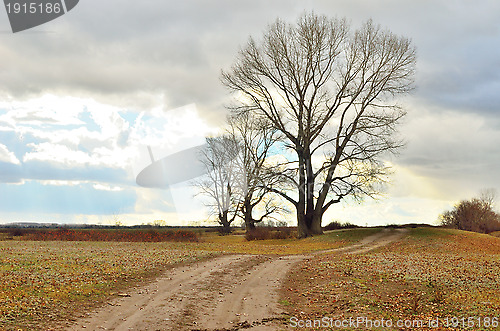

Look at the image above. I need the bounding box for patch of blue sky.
[0,131,33,162]
[22,161,132,184]
[119,110,140,125]
[0,181,136,214]
[0,159,134,186]
[266,140,297,161]
[0,162,23,183]
[139,113,168,131]
[78,107,102,132]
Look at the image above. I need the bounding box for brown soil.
[65,229,407,331]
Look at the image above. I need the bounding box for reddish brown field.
[2,228,199,242]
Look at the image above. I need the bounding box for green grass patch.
[278,299,292,306]
[314,227,383,243]
[194,228,378,255]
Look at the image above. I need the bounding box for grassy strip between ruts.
[279,228,500,330]
[195,227,383,255]
[0,228,379,330]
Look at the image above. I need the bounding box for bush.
[323,220,359,231]
[439,193,500,234]
[245,227,295,241]
[0,228,32,238]
[11,228,25,236]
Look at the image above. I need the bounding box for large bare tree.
[222,13,416,238]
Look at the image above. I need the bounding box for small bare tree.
[480,188,497,209]
[195,113,286,233]
[196,136,240,233]
[222,13,416,237]
[227,112,286,231]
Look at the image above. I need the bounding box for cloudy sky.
[0,0,499,226]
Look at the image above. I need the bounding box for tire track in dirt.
[66,228,407,331]
[317,228,408,255]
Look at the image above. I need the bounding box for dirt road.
[67,228,407,331]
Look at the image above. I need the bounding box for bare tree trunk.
[296,189,311,238]
[242,198,256,232]
[305,148,323,235]
[295,147,323,237]
[297,209,310,238]
[310,214,323,234]
[296,149,311,238]
[244,218,256,231]
[219,211,232,234]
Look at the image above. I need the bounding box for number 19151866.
[5,2,62,14]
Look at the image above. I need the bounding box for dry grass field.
[0,227,368,330]
[0,240,216,330]
[1,227,499,330]
[280,227,500,330]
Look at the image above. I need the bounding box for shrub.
[217,226,232,235]
[10,228,26,236]
[245,227,295,241]
[272,227,294,239]
[323,220,359,231]
[0,228,32,238]
[439,193,500,234]
[245,227,269,241]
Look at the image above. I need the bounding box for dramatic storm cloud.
[0,0,499,225]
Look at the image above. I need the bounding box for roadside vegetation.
[2,228,199,242]
[0,227,199,242]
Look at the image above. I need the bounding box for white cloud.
[326,196,453,226]
[0,95,86,127]
[129,103,217,176]
[93,183,123,192]
[0,143,20,165]
[23,142,93,166]
[132,185,207,226]
[1,95,132,169]
[395,106,500,200]
[39,180,84,186]
[1,94,217,183]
